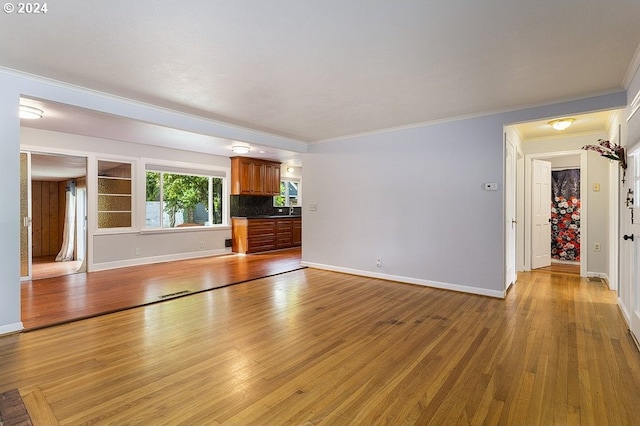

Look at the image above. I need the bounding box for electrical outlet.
[594,243,601,252]
[200,241,205,249]
[376,258,382,267]
[135,248,140,256]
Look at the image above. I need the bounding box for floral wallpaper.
[551,169,580,261]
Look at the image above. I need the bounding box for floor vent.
[587,277,604,283]
[159,290,191,299]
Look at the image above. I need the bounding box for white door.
[627,155,640,345]
[505,137,517,289]
[532,159,552,269]
[76,188,87,261]
[19,152,32,280]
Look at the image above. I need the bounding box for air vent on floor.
[587,277,604,283]
[158,290,191,299]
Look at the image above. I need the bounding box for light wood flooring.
[3,267,640,424]
[22,248,303,330]
[536,262,581,276]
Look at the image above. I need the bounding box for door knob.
[624,234,634,241]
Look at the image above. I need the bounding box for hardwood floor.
[22,248,303,330]
[536,261,581,276]
[3,267,640,424]
[31,256,83,280]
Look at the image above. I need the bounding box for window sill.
[139,225,231,235]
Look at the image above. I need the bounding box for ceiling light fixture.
[231,145,250,154]
[19,105,44,119]
[287,167,295,173]
[548,118,575,131]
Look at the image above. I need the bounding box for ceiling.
[6,1,640,169]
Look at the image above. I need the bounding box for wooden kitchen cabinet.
[264,162,281,195]
[232,217,301,254]
[275,218,293,248]
[292,218,302,245]
[232,218,276,253]
[230,157,281,195]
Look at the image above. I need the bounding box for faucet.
[289,206,295,215]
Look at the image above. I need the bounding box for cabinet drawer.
[248,223,275,236]
[248,235,276,252]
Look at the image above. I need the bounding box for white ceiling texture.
[3,0,640,174]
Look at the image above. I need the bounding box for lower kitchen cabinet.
[276,218,293,248]
[232,217,301,254]
[292,218,302,246]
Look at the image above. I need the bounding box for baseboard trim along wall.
[618,297,631,328]
[0,322,24,336]
[91,248,232,272]
[300,261,505,299]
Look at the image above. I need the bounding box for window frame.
[142,160,229,231]
[274,177,301,207]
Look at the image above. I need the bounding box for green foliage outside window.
[146,171,223,227]
[274,181,286,207]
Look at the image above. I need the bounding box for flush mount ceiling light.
[19,105,44,119]
[231,145,250,154]
[548,118,575,131]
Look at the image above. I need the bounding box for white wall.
[302,93,627,298]
[303,116,505,297]
[22,127,233,271]
[0,78,21,334]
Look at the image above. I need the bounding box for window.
[145,166,225,228]
[274,179,300,207]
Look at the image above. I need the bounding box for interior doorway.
[22,152,88,280]
[525,151,586,277]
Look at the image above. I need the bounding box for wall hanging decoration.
[551,169,581,262]
[582,139,627,183]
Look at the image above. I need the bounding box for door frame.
[20,151,32,281]
[524,150,588,277]
[20,146,89,278]
[505,134,517,291]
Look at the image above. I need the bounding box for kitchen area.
[230,156,302,254]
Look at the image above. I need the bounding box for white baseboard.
[0,322,24,336]
[91,248,232,272]
[618,297,631,328]
[300,261,505,299]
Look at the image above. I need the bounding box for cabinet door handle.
[624,234,634,241]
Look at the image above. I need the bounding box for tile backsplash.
[230,195,302,217]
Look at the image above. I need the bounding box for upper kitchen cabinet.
[263,162,281,195]
[231,157,281,195]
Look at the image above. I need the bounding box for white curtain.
[56,184,76,262]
